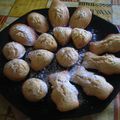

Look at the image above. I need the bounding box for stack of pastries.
[2,0,120,112]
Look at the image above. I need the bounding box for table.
[0,0,120,120]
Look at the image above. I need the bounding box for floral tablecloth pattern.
[0,0,120,120]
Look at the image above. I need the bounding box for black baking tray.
[0,8,120,120]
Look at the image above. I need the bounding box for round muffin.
[34,33,57,52]
[56,47,79,68]
[9,23,37,46]
[27,12,49,33]
[28,49,54,71]
[69,7,92,28]
[22,78,48,102]
[3,59,30,81]
[3,42,26,60]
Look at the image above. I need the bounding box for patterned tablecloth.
[0,0,120,120]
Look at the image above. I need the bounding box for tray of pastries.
[0,0,120,119]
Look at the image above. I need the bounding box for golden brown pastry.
[72,28,92,49]
[90,33,120,55]
[82,52,120,75]
[34,33,57,52]
[48,0,69,27]
[56,47,79,68]
[53,27,72,46]
[72,66,113,100]
[49,71,79,112]
[49,71,70,87]
[22,78,48,102]
[2,42,26,60]
[3,59,30,81]
[69,7,92,28]
[28,49,54,71]
[27,12,49,33]
[9,23,37,46]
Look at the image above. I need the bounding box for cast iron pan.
[0,8,120,120]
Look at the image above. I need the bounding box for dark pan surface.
[0,8,120,119]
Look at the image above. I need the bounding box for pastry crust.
[72,66,113,100]
[90,33,120,54]
[49,71,70,87]
[49,71,79,112]
[28,49,54,71]
[53,27,72,46]
[3,42,26,60]
[9,23,37,46]
[69,7,92,28]
[48,0,69,27]
[3,59,30,81]
[82,52,120,75]
[22,78,48,102]
[56,47,79,68]
[27,12,49,33]
[72,28,92,49]
[34,33,57,52]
